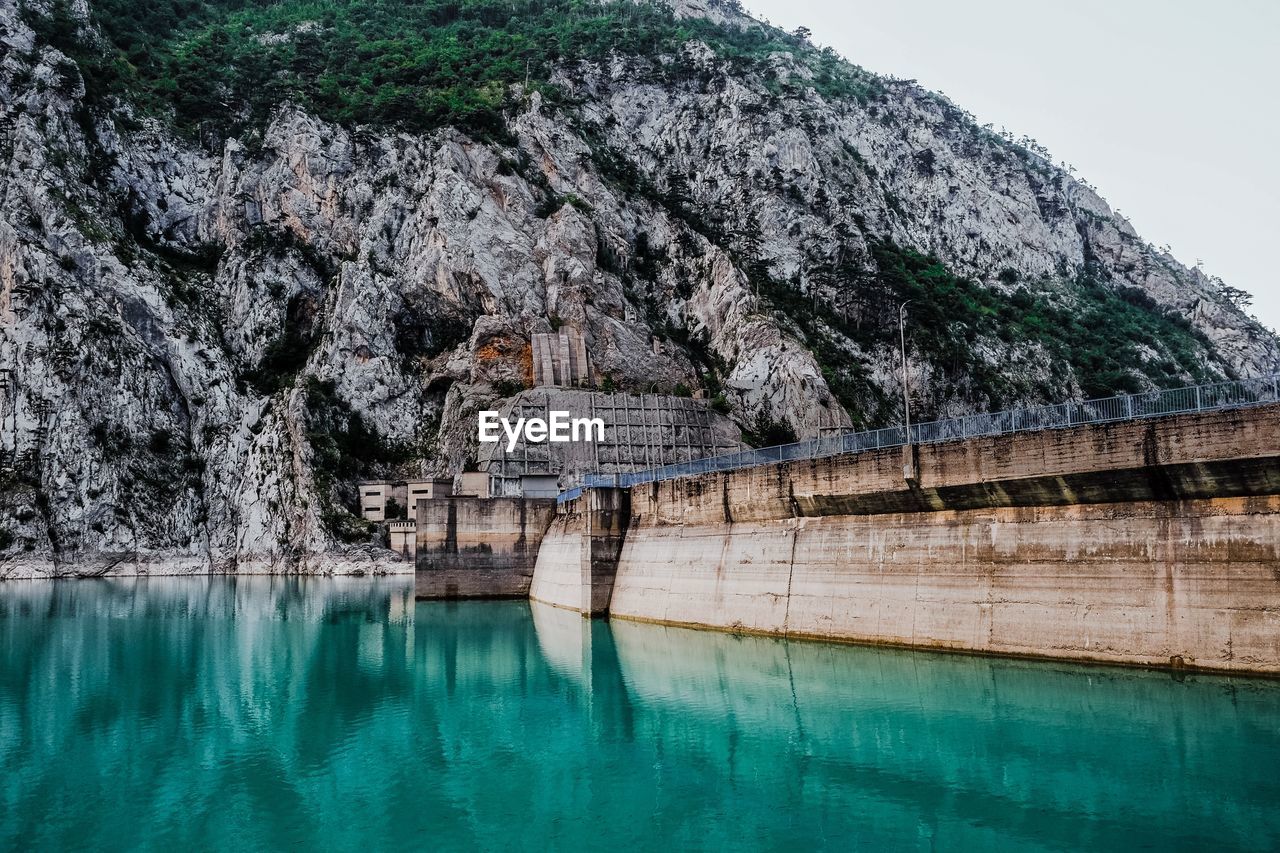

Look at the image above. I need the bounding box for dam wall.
[591,405,1280,674]
[529,488,630,614]
[415,496,556,599]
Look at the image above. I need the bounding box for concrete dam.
[417,403,1280,675]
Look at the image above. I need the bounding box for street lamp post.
[898,300,912,443]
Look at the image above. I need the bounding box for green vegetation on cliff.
[755,241,1215,426]
[26,0,880,139]
[305,379,406,541]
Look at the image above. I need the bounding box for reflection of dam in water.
[5,581,1278,850]
[597,617,1280,851]
[523,601,1280,851]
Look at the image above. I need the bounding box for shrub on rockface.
[304,378,407,542]
[742,412,797,448]
[751,239,1217,426]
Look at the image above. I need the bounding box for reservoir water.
[1,576,1277,851]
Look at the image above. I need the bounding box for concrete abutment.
[529,488,630,616]
[414,495,556,599]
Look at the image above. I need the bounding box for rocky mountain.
[1,0,1275,577]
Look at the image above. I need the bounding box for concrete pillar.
[572,329,589,385]
[531,335,544,385]
[565,332,578,384]
[902,443,919,485]
[581,487,631,616]
[557,331,571,385]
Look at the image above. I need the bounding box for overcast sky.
[744,0,1280,332]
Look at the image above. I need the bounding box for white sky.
[743,0,1280,332]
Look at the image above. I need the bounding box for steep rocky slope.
[0,0,1275,576]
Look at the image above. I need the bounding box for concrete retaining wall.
[415,496,556,599]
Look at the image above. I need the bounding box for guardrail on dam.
[533,402,1280,675]
[562,374,1280,500]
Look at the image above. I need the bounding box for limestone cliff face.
[0,0,1275,576]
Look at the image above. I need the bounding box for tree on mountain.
[1217,283,1253,310]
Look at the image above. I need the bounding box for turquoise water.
[1,578,1278,851]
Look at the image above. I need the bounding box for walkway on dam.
[563,374,1280,500]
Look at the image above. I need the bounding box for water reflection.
[604,618,1280,850]
[0,580,1277,851]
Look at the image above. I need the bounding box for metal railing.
[556,374,1279,503]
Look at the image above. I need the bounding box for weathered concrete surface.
[632,406,1280,525]
[528,509,588,611]
[608,406,1280,674]
[479,389,744,484]
[529,488,630,614]
[415,496,556,599]
[524,507,586,607]
[609,496,1280,672]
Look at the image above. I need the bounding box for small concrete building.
[456,471,491,498]
[360,481,416,521]
[389,519,417,560]
[406,478,453,516]
[359,482,391,521]
[488,474,560,498]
